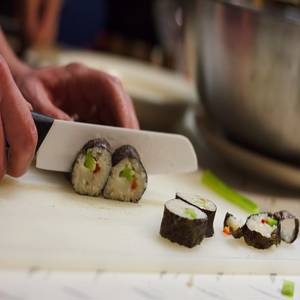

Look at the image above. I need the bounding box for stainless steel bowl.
[195,0,300,161]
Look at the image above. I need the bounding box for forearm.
[38,0,63,45]
[43,0,62,24]
[23,0,62,47]
[0,29,31,78]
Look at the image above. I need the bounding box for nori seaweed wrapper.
[112,144,148,187]
[160,204,208,248]
[274,210,299,244]
[68,138,112,182]
[175,193,216,238]
[81,138,112,154]
[242,213,281,249]
[71,138,112,196]
[223,212,244,239]
[112,145,141,166]
[203,212,215,237]
[103,144,147,202]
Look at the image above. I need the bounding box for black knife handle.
[31,112,54,152]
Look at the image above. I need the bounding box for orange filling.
[93,164,101,174]
[223,226,231,236]
[131,177,138,190]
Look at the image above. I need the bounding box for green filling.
[197,198,207,208]
[201,170,260,214]
[185,208,197,220]
[266,217,278,227]
[120,165,135,181]
[84,149,96,172]
[281,280,294,297]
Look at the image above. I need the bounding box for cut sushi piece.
[242,213,281,249]
[176,193,216,237]
[274,210,299,244]
[223,212,244,239]
[71,138,112,196]
[160,199,208,248]
[103,145,147,202]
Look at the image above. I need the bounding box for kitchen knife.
[32,112,198,174]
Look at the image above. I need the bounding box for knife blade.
[32,112,198,174]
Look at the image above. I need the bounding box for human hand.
[0,57,37,179]
[15,63,139,128]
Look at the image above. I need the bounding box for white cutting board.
[0,167,299,274]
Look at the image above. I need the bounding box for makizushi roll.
[274,210,299,244]
[242,213,281,249]
[103,145,147,202]
[71,138,112,196]
[160,199,208,248]
[176,193,217,237]
[223,212,244,239]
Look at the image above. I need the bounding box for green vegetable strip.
[84,149,96,172]
[201,170,260,214]
[185,208,197,220]
[266,217,278,226]
[120,165,135,181]
[281,280,294,297]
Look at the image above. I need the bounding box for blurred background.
[2,0,300,191]
[0,0,185,69]
[0,0,197,133]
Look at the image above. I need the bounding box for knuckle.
[109,75,122,85]
[0,56,9,76]
[0,55,7,69]
[66,62,85,73]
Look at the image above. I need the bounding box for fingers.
[44,105,72,120]
[35,96,72,121]
[0,57,37,177]
[88,69,140,129]
[124,94,140,129]
[28,63,139,127]
[108,78,140,129]
[107,74,139,129]
[0,116,7,180]
[19,75,72,121]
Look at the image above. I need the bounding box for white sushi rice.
[72,147,112,196]
[226,215,243,231]
[176,193,216,211]
[103,157,147,202]
[165,199,208,220]
[280,218,296,243]
[246,213,277,238]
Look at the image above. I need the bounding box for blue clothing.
[57,0,108,47]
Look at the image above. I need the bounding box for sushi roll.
[274,210,299,244]
[160,199,208,248]
[242,212,281,249]
[103,145,147,202]
[176,193,217,237]
[71,138,112,196]
[223,212,244,239]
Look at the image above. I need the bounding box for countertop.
[0,270,299,300]
[1,110,300,300]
